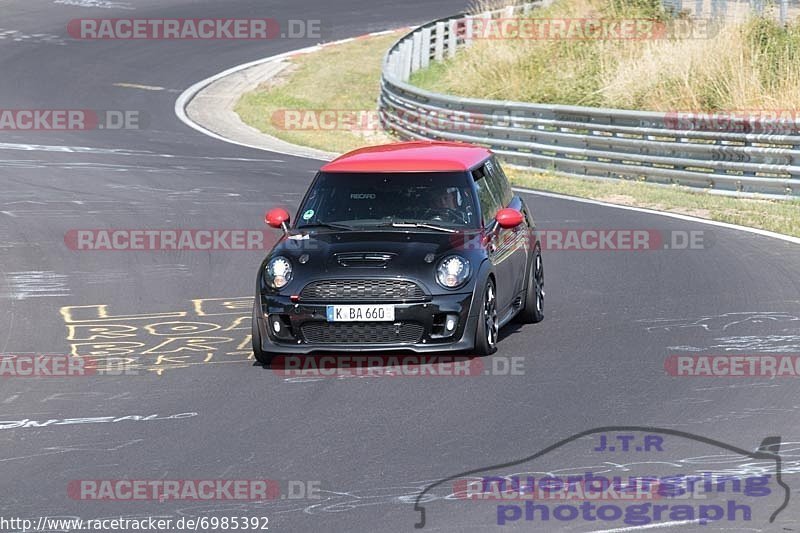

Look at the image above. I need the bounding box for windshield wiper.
[299,222,355,231]
[389,222,456,233]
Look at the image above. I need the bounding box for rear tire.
[517,245,544,324]
[252,298,275,366]
[474,278,499,356]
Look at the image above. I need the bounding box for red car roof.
[320,141,492,173]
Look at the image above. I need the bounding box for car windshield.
[295,172,480,229]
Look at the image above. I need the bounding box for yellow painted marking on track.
[60,297,254,377]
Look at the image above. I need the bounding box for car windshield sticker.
[302,209,314,220]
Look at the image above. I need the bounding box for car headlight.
[265,256,293,289]
[436,255,470,289]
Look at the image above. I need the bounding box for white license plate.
[326,304,395,322]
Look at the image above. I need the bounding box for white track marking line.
[589,520,700,532]
[113,82,164,91]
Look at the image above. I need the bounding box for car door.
[472,163,516,315]
[485,158,530,304]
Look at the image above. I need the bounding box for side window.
[484,158,513,207]
[472,167,501,225]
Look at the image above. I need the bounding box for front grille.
[300,321,425,344]
[300,279,425,301]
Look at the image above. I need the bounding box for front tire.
[474,278,499,356]
[252,298,275,366]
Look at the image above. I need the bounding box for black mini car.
[252,141,543,364]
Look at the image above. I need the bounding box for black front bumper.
[255,291,479,354]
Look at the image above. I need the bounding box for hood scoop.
[335,252,395,268]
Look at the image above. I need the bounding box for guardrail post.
[386,51,397,80]
[480,12,492,41]
[411,31,423,73]
[464,15,474,47]
[421,27,432,68]
[401,39,412,81]
[447,19,458,58]
[434,21,445,61]
[392,51,402,80]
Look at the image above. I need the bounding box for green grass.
[235,24,800,238]
[235,32,400,153]
[410,0,800,111]
[745,17,800,92]
[410,0,669,107]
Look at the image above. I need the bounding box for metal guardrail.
[378,5,800,196]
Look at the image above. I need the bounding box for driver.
[423,187,470,224]
[430,187,460,210]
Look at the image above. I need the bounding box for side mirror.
[265,208,290,233]
[495,208,523,229]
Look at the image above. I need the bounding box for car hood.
[270,229,480,273]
